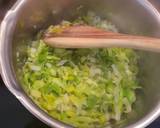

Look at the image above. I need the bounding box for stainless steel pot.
[1,0,160,128]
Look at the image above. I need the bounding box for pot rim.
[1,0,160,128]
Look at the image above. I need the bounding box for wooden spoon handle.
[44,36,160,52]
[44,25,160,52]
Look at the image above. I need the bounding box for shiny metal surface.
[1,0,160,128]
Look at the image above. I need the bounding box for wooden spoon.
[44,25,160,52]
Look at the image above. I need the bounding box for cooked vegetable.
[21,12,140,128]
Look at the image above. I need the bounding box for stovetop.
[0,0,160,128]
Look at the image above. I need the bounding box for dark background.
[0,0,160,128]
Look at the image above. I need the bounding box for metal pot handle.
[0,0,16,81]
[0,0,23,94]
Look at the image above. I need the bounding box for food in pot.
[21,12,140,128]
